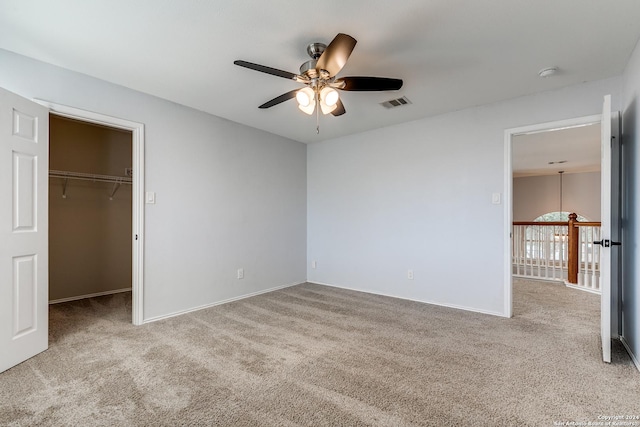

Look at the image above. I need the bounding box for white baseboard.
[308,281,506,318]
[49,288,132,304]
[564,282,601,295]
[621,336,640,373]
[143,281,305,324]
[513,274,565,284]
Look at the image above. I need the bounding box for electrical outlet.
[312,261,317,269]
[237,268,244,279]
[407,269,414,280]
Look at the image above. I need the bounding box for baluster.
[515,226,519,275]
[552,225,558,279]
[549,226,556,279]
[519,226,524,276]
[544,226,550,279]
[536,227,543,277]
[580,227,584,287]
[583,227,593,288]
[579,227,591,288]
[589,227,600,289]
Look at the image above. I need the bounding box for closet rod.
[49,170,132,185]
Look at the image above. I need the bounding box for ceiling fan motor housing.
[306,42,326,59]
[300,42,329,79]
[299,60,319,78]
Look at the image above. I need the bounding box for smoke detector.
[538,67,558,78]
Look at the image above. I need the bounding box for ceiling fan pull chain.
[316,96,320,134]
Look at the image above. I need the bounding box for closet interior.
[49,115,133,303]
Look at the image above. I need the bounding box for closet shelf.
[49,170,132,199]
[49,170,132,184]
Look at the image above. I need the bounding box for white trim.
[564,282,601,295]
[506,115,602,137]
[513,275,603,295]
[513,275,565,284]
[34,100,146,326]
[504,127,513,318]
[621,336,640,373]
[49,288,132,304]
[143,282,305,324]
[309,281,506,318]
[504,114,601,319]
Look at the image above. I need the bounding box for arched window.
[533,212,589,222]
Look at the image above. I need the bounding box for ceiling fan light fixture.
[296,87,314,107]
[320,100,337,115]
[298,103,315,115]
[296,87,315,115]
[320,87,339,107]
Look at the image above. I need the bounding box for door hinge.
[135,234,138,241]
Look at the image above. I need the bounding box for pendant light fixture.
[558,170,564,220]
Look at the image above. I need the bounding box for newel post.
[567,213,579,284]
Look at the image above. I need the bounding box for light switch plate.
[145,191,156,204]
[492,193,501,205]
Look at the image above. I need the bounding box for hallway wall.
[513,172,601,222]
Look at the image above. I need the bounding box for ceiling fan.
[234,33,403,121]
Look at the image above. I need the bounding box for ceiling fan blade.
[331,99,346,116]
[315,33,357,77]
[258,89,299,109]
[234,60,298,80]
[336,76,403,91]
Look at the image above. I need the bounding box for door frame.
[503,114,601,318]
[36,100,145,325]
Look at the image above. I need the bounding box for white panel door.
[600,94,612,363]
[0,87,49,373]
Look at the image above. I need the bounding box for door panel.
[13,152,37,231]
[0,87,49,373]
[13,254,37,338]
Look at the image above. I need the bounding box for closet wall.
[49,115,132,302]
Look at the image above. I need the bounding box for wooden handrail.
[512,213,601,285]
[512,221,601,227]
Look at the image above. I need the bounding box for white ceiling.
[513,123,601,177]
[1,1,640,144]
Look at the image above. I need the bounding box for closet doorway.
[35,99,145,325]
[49,115,133,310]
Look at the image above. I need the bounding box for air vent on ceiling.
[380,96,412,109]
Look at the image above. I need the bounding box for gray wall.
[307,77,620,316]
[622,39,640,368]
[513,172,601,222]
[0,49,307,321]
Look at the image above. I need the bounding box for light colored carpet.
[1,279,638,426]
